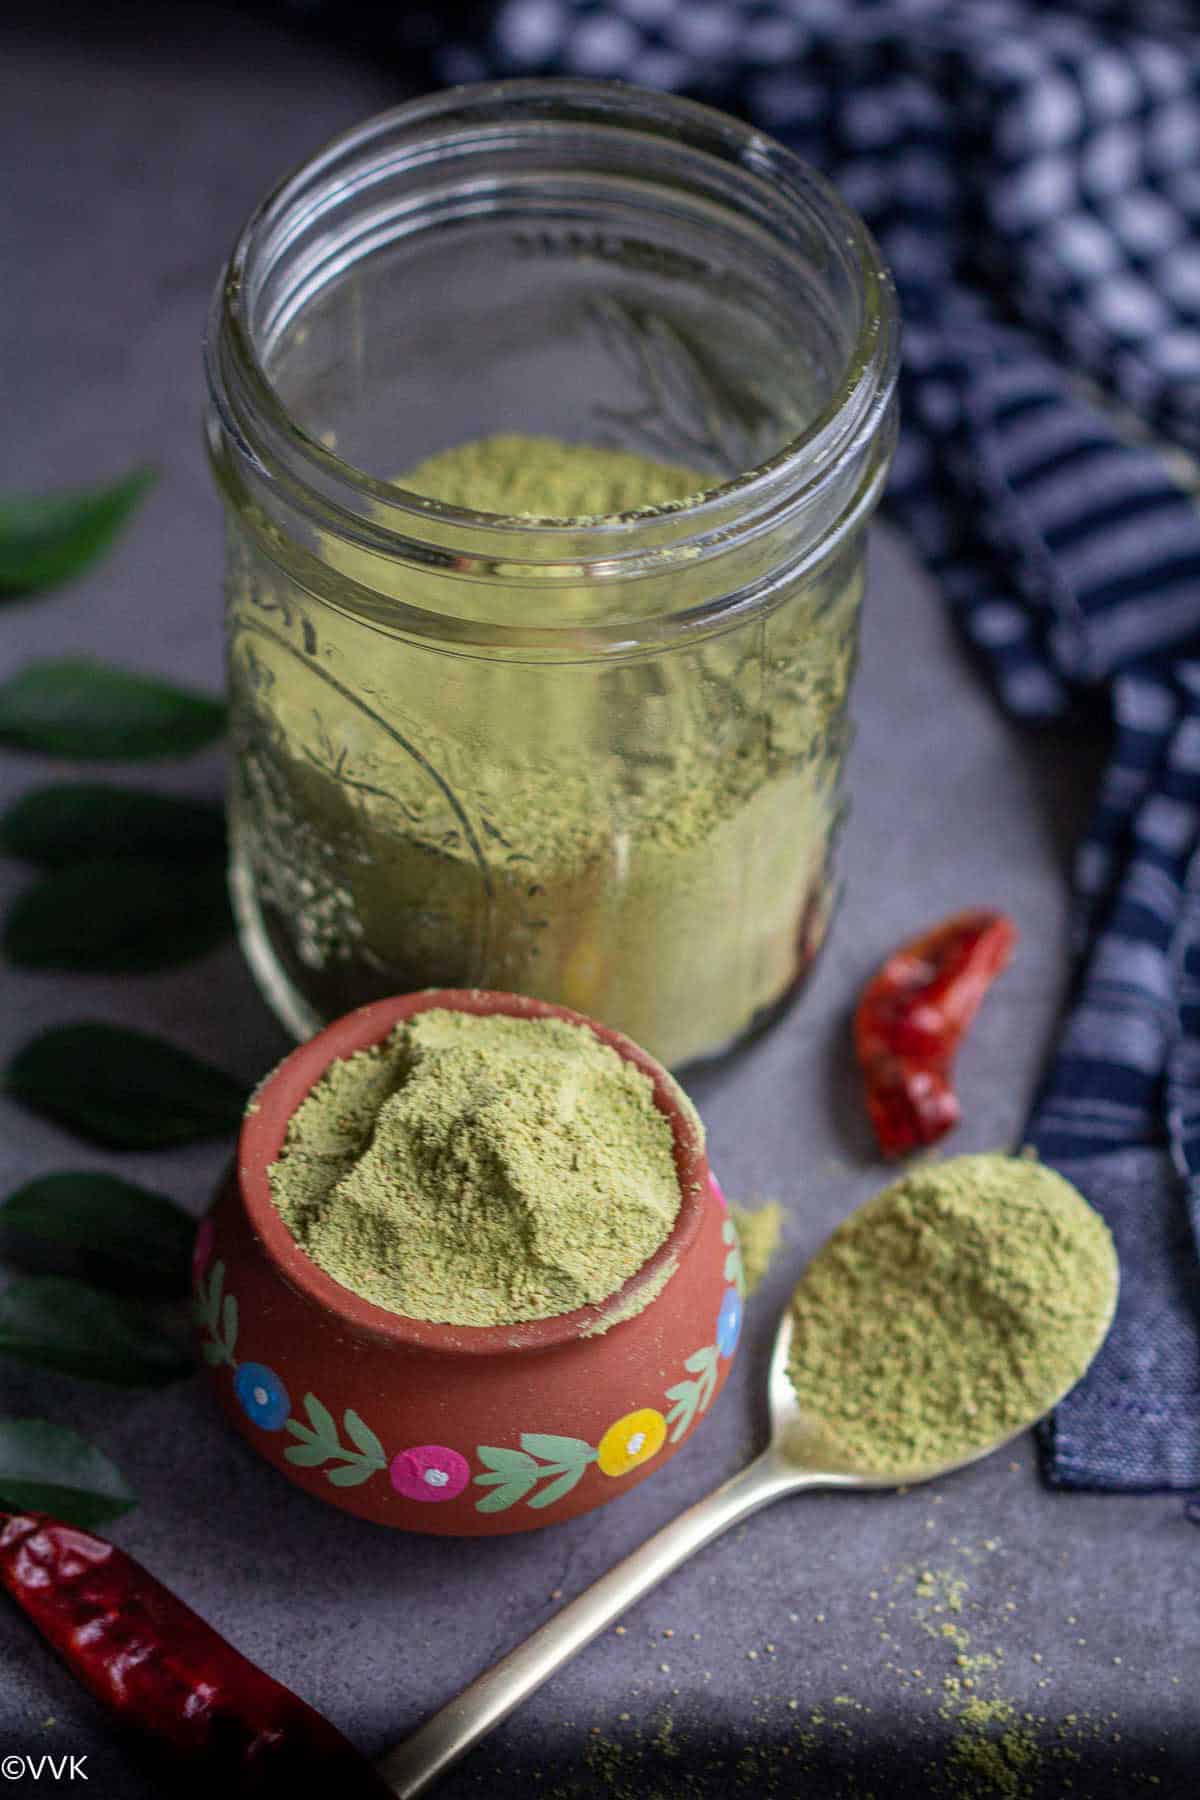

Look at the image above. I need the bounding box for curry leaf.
[0,658,226,760]
[5,857,232,973]
[0,1277,192,1385]
[0,1172,194,1294]
[1,784,224,867]
[0,469,153,596]
[7,1023,246,1148]
[0,1418,135,1527]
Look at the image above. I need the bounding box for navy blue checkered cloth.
[296,0,1200,1489]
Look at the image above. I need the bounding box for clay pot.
[195,989,741,1535]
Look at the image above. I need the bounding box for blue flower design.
[716,1288,742,1359]
[234,1362,291,1431]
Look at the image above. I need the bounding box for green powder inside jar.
[228,431,860,1068]
[397,432,707,519]
[268,1008,684,1327]
[787,1154,1117,1473]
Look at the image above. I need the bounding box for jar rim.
[207,78,899,644]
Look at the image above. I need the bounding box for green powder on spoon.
[268,1009,683,1327]
[787,1153,1117,1473]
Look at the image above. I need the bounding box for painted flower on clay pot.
[390,1444,471,1503]
[233,1362,290,1431]
[716,1288,742,1359]
[596,1408,668,1478]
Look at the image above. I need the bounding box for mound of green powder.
[268,1008,683,1326]
[397,432,706,519]
[787,1154,1117,1474]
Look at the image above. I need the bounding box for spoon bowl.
[377,1243,1118,1797]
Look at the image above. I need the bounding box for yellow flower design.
[596,1408,668,1478]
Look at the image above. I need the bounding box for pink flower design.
[390,1444,470,1503]
[709,1173,728,1211]
[192,1216,216,1285]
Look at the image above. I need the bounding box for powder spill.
[537,1530,1172,1800]
[786,1154,1117,1473]
[269,1008,682,1326]
[398,432,707,520]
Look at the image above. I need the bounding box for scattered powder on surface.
[786,1153,1118,1474]
[731,1200,785,1295]
[269,1008,682,1326]
[397,432,707,520]
[531,1533,1171,1800]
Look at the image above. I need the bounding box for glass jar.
[205,80,899,1070]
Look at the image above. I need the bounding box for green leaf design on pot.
[722,1215,747,1301]
[283,1393,388,1487]
[474,1432,597,1513]
[665,1343,721,1444]
[193,1260,238,1368]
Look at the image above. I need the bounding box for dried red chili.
[0,1511,393,1795]
[854,909,1017,1158]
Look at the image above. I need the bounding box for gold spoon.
[377,1253,1118,1798]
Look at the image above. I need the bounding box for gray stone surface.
[0,8,1194,1796]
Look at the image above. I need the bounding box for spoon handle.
[375,1450,805,1798]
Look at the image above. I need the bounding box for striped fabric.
[436,0,1200,1490]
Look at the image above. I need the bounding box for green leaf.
[301,1393,336,1445]
[0,468,153,596]
[685,1347,718,1375]
[520,1433,594,1467]
[0,1418,135,1527]
[2,784,224,867]
[0,1172,194,1294]
[475,1480,536,1514]
[202,1261,225,1329]
[472,1470,516,1488]
[0,1277,192,1385]
[8,1023,246,1149]
[283,1441,332,1467]
[221,1293,238,1358]
[5,857,232,974]
[527,1466,588,1509]
[0,658,225,760]
[342,1409,385,1467]
[325,1461,376,1489]
[201,1340,228,1366]
[475,1445,537,1477]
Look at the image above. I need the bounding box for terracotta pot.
[195,989,742,1535]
